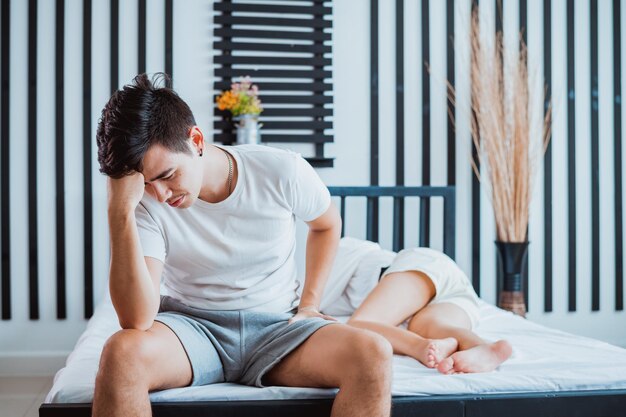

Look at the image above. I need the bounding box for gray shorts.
[154,295,336,387]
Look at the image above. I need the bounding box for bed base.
[42,187,626,416]
[39,389,626,417]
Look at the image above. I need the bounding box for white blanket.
[317,237,395,316]
[45,294,626,403]
[44,238,626,402]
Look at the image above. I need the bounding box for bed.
[40,186,626,417]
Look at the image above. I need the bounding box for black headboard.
[328,186,455,260]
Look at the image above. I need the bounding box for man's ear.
[188,126,204,153]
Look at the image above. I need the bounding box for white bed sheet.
[45,296,626,404]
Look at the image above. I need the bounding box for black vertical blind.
[567,0,577,312]
[394,0,405,252]
[370,0,380,243]
[28,0,40,320]
[544,0,553,312]
[165,0,173,82]
[420,0,431,250]
[56,0,67,319]
[471,0,481,296]
[1,0,11,320]
[446,0,455,187]
[110,0,118,93]
[614,0,624,312]
[520,0,530,312]
[590,0,600,311]
[138,0,146,75]
[83,0,94,319]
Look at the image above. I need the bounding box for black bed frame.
[39,390,626,417]
[39,186,626,417]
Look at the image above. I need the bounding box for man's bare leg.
[408,303,512,374]
[264,324,393,417]
[347,271,458,367]
[92,321,193,417]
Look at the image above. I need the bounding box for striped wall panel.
[0,0,174,322]
[211,0,334,167]
[0,0,623,351]
[364,0,625,317]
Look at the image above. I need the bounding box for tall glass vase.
[235,114,261,145]
[495,241,529,317]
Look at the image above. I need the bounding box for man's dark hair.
[96,73,197,178]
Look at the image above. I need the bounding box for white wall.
[1,0,625,376]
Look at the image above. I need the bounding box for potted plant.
[216,76,263,145]
[450,9,552,317]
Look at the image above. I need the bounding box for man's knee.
[344,331,393,379]
[97,329,153,384]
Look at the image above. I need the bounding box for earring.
[199,149,203,157]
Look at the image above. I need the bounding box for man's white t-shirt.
[135,144,331,313]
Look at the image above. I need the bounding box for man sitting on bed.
[92,73,393,417]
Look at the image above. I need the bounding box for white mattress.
[45,296,626,404]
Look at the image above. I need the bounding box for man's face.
[141,142,202,209]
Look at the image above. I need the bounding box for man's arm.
[291,202,342,323]
[107,173,163,330]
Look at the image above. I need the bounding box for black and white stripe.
[394,0,405,252]
[1,0,11,320]
[83,0,94,319]
[1,0,625,328]
[544,0,553,312]
[614,0,624,312]
[446,0,455,188]
[110,0,118,93]
[28,0,39,320]
[369,0,380,243]
[165,0,173,82]
[567,0,577,312]
[138,0,146,75]
[420,0,431,250]
[55,0,67,320]
[471,0,481,296]
[0,0,177,322]
[590,0,600,311]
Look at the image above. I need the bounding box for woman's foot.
[413,337,458,368]
[436,339,512,374]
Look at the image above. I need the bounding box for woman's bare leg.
[408,303,512,374]
[348,271,458,367]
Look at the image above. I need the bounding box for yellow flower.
[215,77,263,116]
[216,91,238,111]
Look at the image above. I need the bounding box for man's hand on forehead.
[107,172,146,215]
